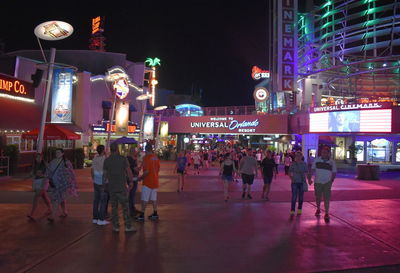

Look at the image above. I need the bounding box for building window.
[47,140,73,149]
[6,136,36,152]
[396,143,400,163]
[367,139,392,163]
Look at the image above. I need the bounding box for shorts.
[32,178,48,192]
[177,169,185,174]
[194,164,200,169]
[263,176,273,184]
[141,185,157,202]
[242,174,255,185]
[221,175,233,182]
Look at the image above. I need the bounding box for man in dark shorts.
[260,150,276,200]
[239,149,258,199]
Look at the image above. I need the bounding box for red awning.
[22,124,80,140]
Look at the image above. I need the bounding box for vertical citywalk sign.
[277,0,298,92]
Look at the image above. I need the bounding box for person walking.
[127,148,140,217]
[203,150,209,169]
[273,152,281,176]
[219,153,236,202]
[260,150,276,201]
[239,149,258,199]
[103,143,135,232]
[27,153,52,221]
[47,148,78,222]
[284,153,292,175]
[288,151,309,216]
[192,152,201,175]
[308,146,337,222]
[136,144,160,222]
[175,151,187,192]
[91,145,109,225]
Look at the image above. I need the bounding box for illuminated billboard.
[143,114,154,140]
[51,68,73,123]
[310,109,392,133]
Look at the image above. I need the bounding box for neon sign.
[0,74,34,100]
[312,103,391,113]
[145,57,161,67]
[190,118,260,133]
[251,66,270,80]
[113,78,129,99]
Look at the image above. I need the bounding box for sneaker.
[242,192,246,199]
[125,226,137,232]
[148,213,159,220]
[97,220,110,226]
[290,210,295,215]
[247,194,252,200]
[315,208,321,216]
[135,214,145,222]
[265,196,270,201]
[324,213,330,222]
[297,209,302,215]
[92,219,98,224]
[112,227,120,232]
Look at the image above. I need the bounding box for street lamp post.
[34,20,73,154]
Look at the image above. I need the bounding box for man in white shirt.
[239,150,258,199]
[308,146,337,222]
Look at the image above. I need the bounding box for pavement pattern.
[0,161,400,273]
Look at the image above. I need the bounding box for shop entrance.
[366,139,392,163]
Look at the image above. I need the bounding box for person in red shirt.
[136,143,160,222]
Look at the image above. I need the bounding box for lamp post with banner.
[33,20,74,154]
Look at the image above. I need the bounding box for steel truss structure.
[298,0,400,101]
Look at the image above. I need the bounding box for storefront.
[298,102,400,166]
[164,114,289,152]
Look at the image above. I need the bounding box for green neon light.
[321,1,332,9]
[145,57,161,67]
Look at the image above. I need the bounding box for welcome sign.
[167,115,288,134]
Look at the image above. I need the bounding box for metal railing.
[150,105,259,117]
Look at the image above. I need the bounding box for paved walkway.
[0,162,400,273]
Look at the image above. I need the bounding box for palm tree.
[145,57,161,67]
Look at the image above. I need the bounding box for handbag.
[49,159,63,188]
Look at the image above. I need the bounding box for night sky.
[0,0,272,107]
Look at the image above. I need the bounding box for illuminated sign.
[159,121,169,138]
[92,16,104,35]
[51,68,73,123]
[167,115,288,134]
[115,101,129,135]
[94,124,137,133]
[310,109,392,133]
[145,57,161,67]
[253,87,269,102]
[278,0,297,91]
[312,103,391,113]
[251,66,270,80]
[143,114,154,139]
[113,78,129,99]
[34,21,73,41]
[0,73,34,100]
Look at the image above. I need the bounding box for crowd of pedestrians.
[181,146,336,222]
[27,143,337,229]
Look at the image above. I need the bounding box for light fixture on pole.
[34,20,73,154]
[136,93,152,146]
[153,105,168,150]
